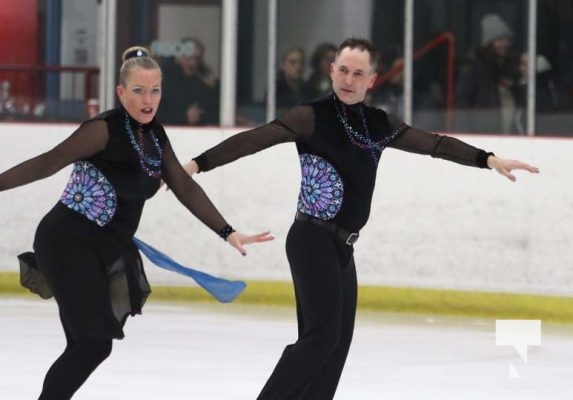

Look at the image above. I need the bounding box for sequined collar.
[332,93,364,115]
[122,108,155,135]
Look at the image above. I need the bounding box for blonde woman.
[0,46,272,399]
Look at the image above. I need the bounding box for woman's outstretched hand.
[227,231,275,256]
[487,155,540,182]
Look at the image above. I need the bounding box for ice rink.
[1,297,572,399]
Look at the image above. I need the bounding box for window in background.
[410,0,459,133]
[276,0,373,117]
[0,0,99,123]
[236,0,268,126]
[369,0,406,125]
[452,0,527,135]
[144,0,222,126]
[534,0,573,135]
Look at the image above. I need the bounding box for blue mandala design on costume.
[60,161,117,226]
[297,154,344,220]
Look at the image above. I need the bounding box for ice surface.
[1,298,572,399]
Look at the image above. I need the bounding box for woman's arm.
[0,120,109,192]
[161,140,273,254]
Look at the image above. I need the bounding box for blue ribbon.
[133,237,246,303]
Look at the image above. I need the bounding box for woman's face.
[282,50,305,81]
[492,35,512,57]
[320,50,336,75]
[116,67,162,124]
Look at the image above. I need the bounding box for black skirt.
[19,203,150,341]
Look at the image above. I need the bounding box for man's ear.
[368,73,378,89]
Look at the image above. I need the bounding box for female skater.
[0,46,272,399]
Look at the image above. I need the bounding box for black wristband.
[193,154,208,173]
[477,151,495,169]
[218,224,236,241]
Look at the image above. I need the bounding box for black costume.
[1,107,230,399]
[193,93,491,400]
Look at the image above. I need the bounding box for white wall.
[0,123,571,296]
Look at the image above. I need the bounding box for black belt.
[294,212,359,246]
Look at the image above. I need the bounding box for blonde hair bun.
[118,46,160,86]
[121,46,150,62]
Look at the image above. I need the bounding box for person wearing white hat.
[481,13,513,48]
[514,52,562,132]
[456,13,521,134]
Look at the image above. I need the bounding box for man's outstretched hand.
[487,155,540,182]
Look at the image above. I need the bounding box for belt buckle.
[345,232,359,245]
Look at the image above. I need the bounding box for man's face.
[330,47,377,105]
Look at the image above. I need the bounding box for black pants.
[38,314,113,400]
[257,220,357,400]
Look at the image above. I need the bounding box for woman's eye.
[133,88,142,94]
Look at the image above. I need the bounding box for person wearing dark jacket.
[456,13,521,133]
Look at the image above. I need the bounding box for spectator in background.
[305,43,337,101]
[370,57,406,117]
[537,0,573,111]
[515,52,562,133]
[157,37,219,126]
[370,54,444,131]
[276,47,307,114]
[518,53,561,111]
[456,13,521,134]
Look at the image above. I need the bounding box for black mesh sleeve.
[386,115,491,168]
[161,140,229,233]
[0,120,109,191]
[194,105,314,172]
